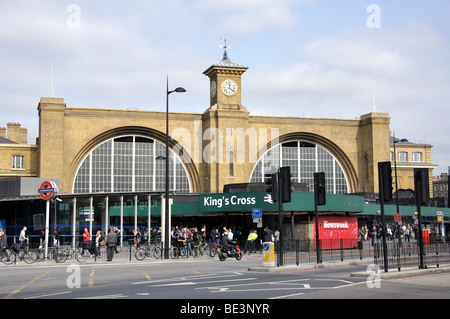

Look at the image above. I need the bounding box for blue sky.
[0,0,449,174]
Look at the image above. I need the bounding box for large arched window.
[73,135,191,194]
[250,141,348,194]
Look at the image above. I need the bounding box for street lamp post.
[164,77,186,259]
[393,134,408,247]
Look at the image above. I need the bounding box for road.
[1,256,450,303]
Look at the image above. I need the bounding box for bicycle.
[135,243,162,260]
[2,244,36,265]
[208,241,220,257]
[192,241,208,257]
[170,244,189,259]
[74,242,97,263]
[35,246,68,263]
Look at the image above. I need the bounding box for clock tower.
[203,40,248,111]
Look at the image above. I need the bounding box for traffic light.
[378,162,393,202]
[314,172,326,206]
[414,168,429,205]
[280,166,292,203]
[264,172,278,202]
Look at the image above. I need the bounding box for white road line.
[24,291,72,299]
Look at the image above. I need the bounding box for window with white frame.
[398,152,408,162]
[12,155,24,169]
[412,152,422,162]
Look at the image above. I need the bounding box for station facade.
[0,53,445,245]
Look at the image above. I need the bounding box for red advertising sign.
[315,216,359,249]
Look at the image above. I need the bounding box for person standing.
[94,230,102,258]
[105,228,117,261]
[245,230,258,254]
[263,226,273,242]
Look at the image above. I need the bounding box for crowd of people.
[359,223,416,244]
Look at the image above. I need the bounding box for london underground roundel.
[39,181,57,200]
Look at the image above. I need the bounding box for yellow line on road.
[89,269,95,287]
[141,271,151,280]
[3,272,49,299]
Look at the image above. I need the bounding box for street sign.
[38,180,57,200]
[252,208,262,219]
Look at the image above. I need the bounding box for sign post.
[38,181,58,259]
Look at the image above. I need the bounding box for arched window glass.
[73,135,191,194]
[250,141,348,194]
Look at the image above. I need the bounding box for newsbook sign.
[199,191,276,212]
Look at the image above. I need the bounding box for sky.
[0,0,449,174]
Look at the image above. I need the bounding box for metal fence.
[373,240,450,270]
[275,238,450,270]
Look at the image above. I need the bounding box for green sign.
[199,191,276,212]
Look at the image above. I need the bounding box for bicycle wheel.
[2,249,15,265]
[152,246,162,259]
[181,246,188,259]
[54,250,67,263]
[209,244,217,257]
[75,249,89,262]
[23,250,37,264]
[36,249,45,261]
[170,247,179,259]
[192,245,200,258]
[135,248,147,261]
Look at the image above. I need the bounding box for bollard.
[263,242,275,268]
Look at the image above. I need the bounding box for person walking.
[19,226,28,251]
[105,228,117,261]
[0,229,7,261]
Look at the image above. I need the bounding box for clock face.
[221,79,237,96]
[211,81,216,98]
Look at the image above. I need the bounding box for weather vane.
[220,37,230,61]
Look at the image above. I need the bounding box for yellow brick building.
[1,56,438,198]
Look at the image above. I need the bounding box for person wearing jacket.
[105,228,117,261]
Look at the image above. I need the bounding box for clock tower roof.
[203,59,248,77]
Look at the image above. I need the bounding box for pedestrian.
[0,229,7,261]
[53,229,60,248]
[274,227,280,250]
[94,230,102,258]
[245,230,258,254]
[19,226,28,251]
[263,226,273,242]
[105,228,117,261]
[133,229,141,248]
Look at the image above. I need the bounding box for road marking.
[89,269,95,287]
[141,271,151,281]
[24,291,72,299]
[3,272,49,299]
[76,294,127,299]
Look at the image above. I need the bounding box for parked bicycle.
[74,242,97,263]
[2,244,37,265]
[192,241,209,257]
[170,244,189,259]
[35,245,68,263]
[135,243,162,260]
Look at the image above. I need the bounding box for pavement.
[248,257,450,279]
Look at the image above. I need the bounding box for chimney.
[0,127,6,138]
[6,122,23,144]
